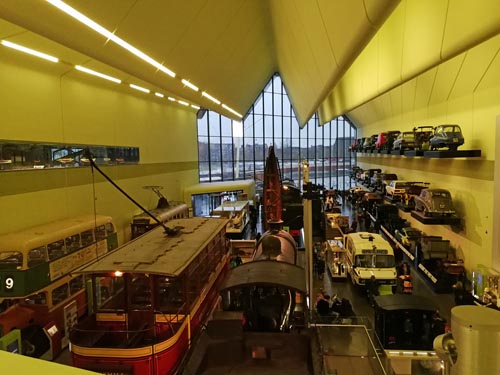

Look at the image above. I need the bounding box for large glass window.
[197,74,357,191]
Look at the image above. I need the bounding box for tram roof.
[220,260,307,293]
[374,294,437,312]
[73,217,228,277]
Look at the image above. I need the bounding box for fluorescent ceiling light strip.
[75,65,121,83]
[154,92,164,98]
[129,83,150,93]
[191,104,200,109]
[168,97,176,101]
[178,100,189,106]
[1,40,59,62]
[47,0,175,77]
[181,79,199,92]
[202,91,221,105]
[222,104,242,118]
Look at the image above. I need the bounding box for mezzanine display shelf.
[354,149,481,158]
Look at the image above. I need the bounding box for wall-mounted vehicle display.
[392,132,416,151]
[413,126,434,151]
[413,188,455,217]
[429,124,464,151]
[385,181,410,200]
[375,130,401,151]
[394,227,422,251]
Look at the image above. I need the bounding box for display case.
[325,239,347,279]
[471,265,499,308]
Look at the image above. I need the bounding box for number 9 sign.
[4,275,14,291]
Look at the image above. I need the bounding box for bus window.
[0,251,23,268]
[65,234,81,253]
[69,276,84,295]
[24,291,47,305]
[105,223,115,236]
[47,239,65,260]
[52,283,69,305]
[0,299,15,313]
[95,225,107,241]
[28,246,48,267]
[81,229,95,247]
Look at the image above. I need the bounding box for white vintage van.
[344,232,397,287]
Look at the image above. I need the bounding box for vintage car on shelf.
[375,130,401,151]
[363,134,378,152]
[385,180,410,200]
[414,188,456,216]
[394,226,422,248]
[429,124,464,151]
[379,173,398,193]
[393,131,416,151]
[413,126,434,150]
[360,168,381,186]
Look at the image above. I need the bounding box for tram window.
[0,251,23,268]
[24,291,47,305]
[96,276,125,310]
[47,240,65,260]
[157,277,185,312]
[130,275,152,308]
[65,234,81,253]
[28,246,48,267]
[69,276,84,294]
[52,283,69,305]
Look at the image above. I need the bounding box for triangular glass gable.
[197,73,357,192]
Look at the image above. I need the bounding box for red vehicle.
[375,130,400,150]
[69,217,230,375]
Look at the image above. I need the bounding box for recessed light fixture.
[154,92,164,98]
[222,104,242,118]
[129,83,150,93]
[178,100,189,106]
[1,40,59,63]
[168,97,176,101]
[202,91,221,105]
[181,79,199,92]
[191,104,200,110]
[75,65,121,83]
[47,0,175,77]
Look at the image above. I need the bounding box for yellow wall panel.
[428,56,464,105]
[0,48,198,240]
[449,35,500,99]
[413,69,436,109]
[442,0,500,58]
[401,0,447,80]
[375,10,404,93]
[475,42,500,92]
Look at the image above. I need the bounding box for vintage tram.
[69,216,230,375]
[131,201,189,239]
